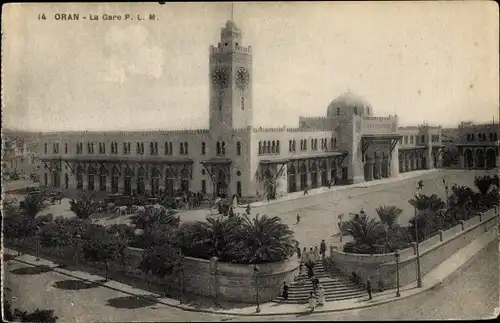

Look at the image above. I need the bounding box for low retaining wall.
[329,207,499,290]
[9,237,299,303]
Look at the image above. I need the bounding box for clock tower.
[209,20,253,131]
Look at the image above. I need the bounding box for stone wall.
[329,207,499,290]
[11,237,299,303]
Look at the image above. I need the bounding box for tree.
[233,214,296,264]
[69,194,97,220]
[177,215,242,261]
[38,222,74,256]
[341,213,386,254]
[375,205,402,229]
[19,194,47,219]
[130,207,179,232]
[139,244,184,296]
[81,233,126,281]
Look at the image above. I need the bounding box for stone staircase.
[274,262,366,304]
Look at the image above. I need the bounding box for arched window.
[272,141,276,153]
[201,142,206,155]
[311,139,314,150]
[334,138,337,148]
[236,141,241,155]
[292,140,296,151]
[304,139,307,150]
[217,142,221,156]
[337,107,340,116]
[164,142,169,155]
[221,142,226,155]
[180,142,184,155]
[169,142,173,155]
[367,107,370,115]
[267,141,271,153]
[314,139,318,150]
[150,142,154,154]
[300,140,303,151]
[288,140,292,152]
[184,142,189,154]
[354,106,358,115]
[276,141,280,153]
[258,141,262,155]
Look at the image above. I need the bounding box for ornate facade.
[37,20,445,202]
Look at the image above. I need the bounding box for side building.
[37,20,444,202]
[456,122,499,169]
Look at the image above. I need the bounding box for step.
[289,284,363,293]
[288,288,364,297]
[281,290,367,301]
[275,291,367,304]
[289,281,361,290]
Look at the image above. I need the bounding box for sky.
[2,1,499,131]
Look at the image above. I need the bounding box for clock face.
[236,67,250,90]
[212,68,229,89]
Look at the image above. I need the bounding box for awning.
[399,145,427,151]
[289,151,346,161]
[260,157,290,165]
[362,134,403,140]
[43,156,194,164]
[200,158,232,165]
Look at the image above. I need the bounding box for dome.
[326,91,373,117]
[225,20,238,30]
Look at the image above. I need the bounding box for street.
[4,240,497,322]
[4,256,230,322]
[232,240,499,321]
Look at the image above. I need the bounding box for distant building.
[36,19,445,201]
[456,122,499,169]
[2,134,39,178]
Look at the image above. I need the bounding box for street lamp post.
[36,231,40,261]
[212,175,217,201]
[254,264,261,313]
[180,266,184,305]
[395,250,401,297]
[338,213,344,243]
[413,201,423,288]
[442,179,449,207]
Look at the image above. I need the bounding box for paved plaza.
[5,169,495,249]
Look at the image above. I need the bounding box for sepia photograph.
[2,1,499,322]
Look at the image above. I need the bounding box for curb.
[247,169,441,209]
[6,231,496,317]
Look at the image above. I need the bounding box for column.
[326,159,332,184]
[374,159,382,179]
[106,175,112,193]
[412,156,417,170]
[306,162,312,189]
[367,161,374,181]
[159,165,166,191]
[295,164,301,192]
[391,145,400,178]
[459,149,465,169]
[316,164,322,187]
[472,149,476,168]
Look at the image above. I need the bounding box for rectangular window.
[404,136,408,145]
[44,143,48,154]
[65,143,68,154]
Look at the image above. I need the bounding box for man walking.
[320,239,327,260]
[367,278,372,300]
[296,213,301,224]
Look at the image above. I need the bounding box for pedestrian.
[313,246,320,264]
[306,261,314,279]
[304,188,309,195]
[320,239,327,260]
[367,278,372,300]
[312,276,320,293]
[282,282,289,300]
[296,213,300,224]
[301,247,307,263]
[317,284,325,306]
[308,291,317,312]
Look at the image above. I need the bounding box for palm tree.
[235,214,296,264]
[130,207,179,231]
[375,205,402,229]
[342,214,386,254]
[20,194,47,219]
[178,215,242,261]
[69,194,97,220]
[474,175,493,196]
[408,193,446,212]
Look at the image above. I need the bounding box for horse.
[115,205,128,215]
